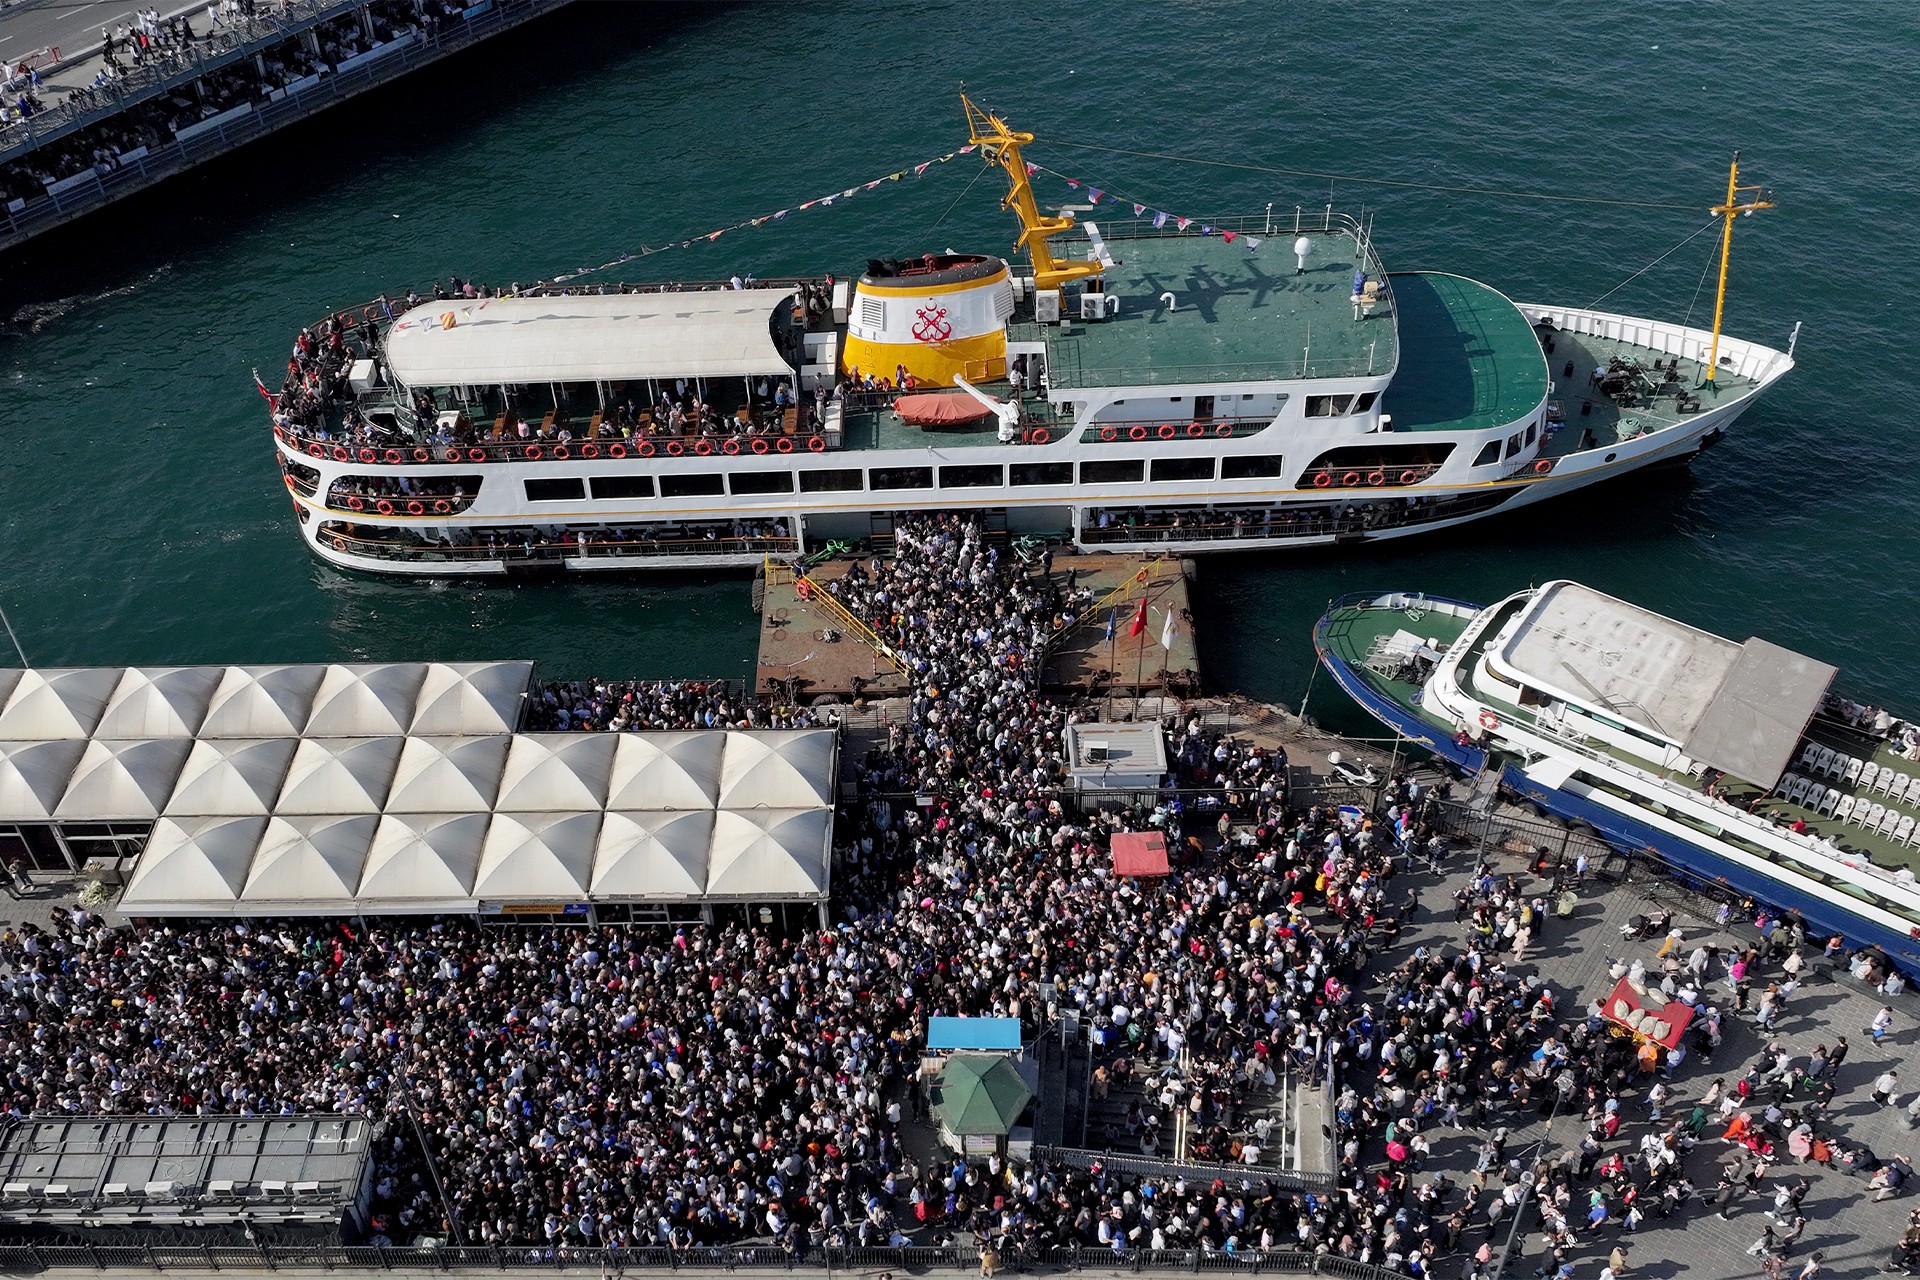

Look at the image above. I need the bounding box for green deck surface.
[1535,327,1759,459]
[1036,226,1395,389]
[1381,273,1549,433]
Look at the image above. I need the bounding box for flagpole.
[1105,609,1116,722]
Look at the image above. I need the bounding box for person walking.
[1876,1070,1902,1107]
[1874,1006,1897,1045]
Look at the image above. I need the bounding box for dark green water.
[1,1,1912,736]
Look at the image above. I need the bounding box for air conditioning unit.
[1084,740,1111,764]
[1034,290,1061,324]
[1078,293,1119,322]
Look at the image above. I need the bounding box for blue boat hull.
[1312,600,1488,776]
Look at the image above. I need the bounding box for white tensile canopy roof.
[494,734,616,812]
[383,289,799,388]
[606,732,724,811]
[54,738,193,820]
[474,811,600,900]
[360,813,490,905]
[304,664,429,737]
[705,808,832,899]
[242,814,380,904]
[386,736,510,813]
[410,662,534,735]
[716,730,837,809]
[0,668,123,739]
[273,737,403,814]
[96,667,224,738]
[0,739,89,821]
[120,815,265,911]
[200,666,327,738]
[163,738,299,816]
[591,810,714,898]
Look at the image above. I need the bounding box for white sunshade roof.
[382,289,799,388]
[96,667,224,738]
[163,738,299,817]
[243,814,379,903]
[361,813,490,902]
[200,666,326,739]
[121,815,264,910]
[494,734,616,812]
[55,738,193,820]
[304,664,429,737]
[474,810,600,899]
[0,739,89,821]
[274,737,403,814]
[0,667,123,739]
[410,661,534,735]
[705,808,832,899]
[716,729,837,809]
[386,736,510,813]
[606,732,724,810]
[591,810,714,898]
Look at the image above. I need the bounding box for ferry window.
[1081,460,1144,484]
[1330,394,1354,415]
[1353,392,1378,413]
[730,471,794,495]
[799,468,863,493]
[1473,441,1501,466]
[660,473,725,498]
[940,464,1004,489]
[870,466,934,490]
[1525,423,1538,445]
[1151,458,1214,483]
[1221,454,1285,479]
[1009,462,1072,486]
[525,478,586,502]
[1306,396,1334,417]
[1504,433,1523,459]
[590,475,654,500]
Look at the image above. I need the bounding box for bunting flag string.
[1026,161,1264,254]
[548,148,976,285]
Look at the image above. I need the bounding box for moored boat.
[263,100,1796,577]
[1315,582,1920,966]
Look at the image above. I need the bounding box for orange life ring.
[406,500,424,516]
[1186,422,1205,439]
[774,437,792,453]
[362,306,379,323]
[347,496,364,511]
[359,448,377,463]
[331,536,349,552]
[1158,424,1177,439]
[526,445,543,460]
[468,447,487,462]
[1399,470,1419,486]
[723,439,741,456]
[751,438,769,454]
[376,499,395,515]
[433,499,451,514]
[1030,426,1051,445]
[796,579,811,601]
[1342,471,1362,488]
[1129,425,1148,441]
[553,444,570,460]
[694,440,713,457]
[581,443,599,459]
[384,448,403,464]
[609,443,628,459]
[415,448,431,463]
[1216,424,1233,439]
[1367,470,1386,487]
[272,426,285,442]
[1533,458,1553,475]
[1478,710,1499,731]
[806,435,824,453]
[308,444,325,458]
[1313,470,1333,488]
[333,446,350,462]
[1099,426,1118,442]
[665,441,683,457]
[440,447,460,462]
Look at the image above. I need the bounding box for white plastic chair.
[1861,762,1881,793]
[1880,807,1904,837]
[1897,816,1916,847]
[1820,787,1841,816]
[1819,745,1842,776]
[1836,795,1857,823]
[1781,776,1804,805]
[1897,773,1917,805]
[1877,766,1899,796]
[1865,802,1887,830]
[1845,757,1865,786]
[1797,743,1820,771]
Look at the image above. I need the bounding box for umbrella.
[931,1053,1033,1136]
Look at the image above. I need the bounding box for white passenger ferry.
[266,101,1796,576]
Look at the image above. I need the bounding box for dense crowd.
[526,678,819,732]
[0,514,1911,1276]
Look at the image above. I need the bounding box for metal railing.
[1077,416,1271,445]
[284,427,829,465]
[1079,491,1518,545]
[770,557,905,674]
[318,527,794,563]
[323,488,478,517]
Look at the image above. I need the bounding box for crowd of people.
[0,513,1913,1276]
[318,518,798,562]
[1079,497,1492,545]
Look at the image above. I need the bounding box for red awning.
[893,391,993,427]
[1600,976,1696,1050]
[1111,830,1170,877]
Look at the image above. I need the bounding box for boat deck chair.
[1819,787,1841,817]
[1879,807,1904,837]
[1861,763,1882,793]
[1864,802,1887,830]
[1878,766,1900,795]
[1897,815,1916,847]
[1836,795,1857,823]
[1845,757,1865,786]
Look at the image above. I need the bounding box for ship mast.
[961,92,1105,293]
[1702,152,1773,388]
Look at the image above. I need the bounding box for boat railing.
[1076,415,1273,444]
[1046,352,1388,392]
[322,486,479,518]
[280,425,835,466]
[318,526,796,564]
[1524,304,1793,384]
[1079,491,1516,545]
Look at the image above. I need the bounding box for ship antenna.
[960,91,1106,293]
[1702,151,1774,391]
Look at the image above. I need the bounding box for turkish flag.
[1128,595,1149,638]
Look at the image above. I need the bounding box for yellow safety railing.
[765,556,905,674]
[1045,557,1167,653]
